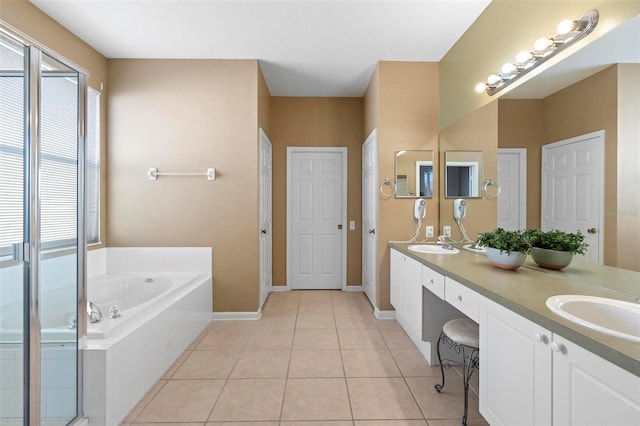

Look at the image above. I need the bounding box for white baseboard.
[373,308,396,320]
[211,311,262,321]
[342,285,363,292]
[270,285,289,292]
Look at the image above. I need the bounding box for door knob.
[338,224,343,230]
[261,229,267,234]
[587,228,597,234]
[369,229,376,234]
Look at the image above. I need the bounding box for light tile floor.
[121,290,489,426]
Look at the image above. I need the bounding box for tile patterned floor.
[121,290,489,426]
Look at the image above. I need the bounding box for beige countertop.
[388,243,640,376]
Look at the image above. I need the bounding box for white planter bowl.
[530,247,574,270]
[485,247,527,270]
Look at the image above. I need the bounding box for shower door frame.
[1,22,88,425]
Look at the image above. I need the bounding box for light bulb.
[487,74,501,85]
[475,82,487,93]
[534,37,553,51]
[501,62,517,75]
[557,19,577,35]
[515,50,533,64]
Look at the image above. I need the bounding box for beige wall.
[1,0,109,249]
[107,59,261,312]
[269,97,364,288]
[498,99,544,229]
[258,65,271,135]
[617,64,640,271]
[440,0,640,130]
[368,61,440,310]
[439,101,498,239]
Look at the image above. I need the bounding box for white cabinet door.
[480,298,552,426]
[390,249,404,312]
[404,256,423,339]
[552,334,640,426]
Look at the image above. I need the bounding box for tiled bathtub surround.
[84,247,212,426]
[121,290,489,425]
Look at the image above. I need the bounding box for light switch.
[349,220,356,230]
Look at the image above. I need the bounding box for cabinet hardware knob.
[550,341,561,352]
[533,333,542,342]
[587,227,597,234]
[429,279,434,284]
[456,294,462,302]
[338,224,343,230]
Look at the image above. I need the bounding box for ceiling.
[29,0,491,97]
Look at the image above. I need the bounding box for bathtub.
[87,272,203,340]
[83,270,212,426]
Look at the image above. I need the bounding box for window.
[0,40,100,257]
[86,88,100,245]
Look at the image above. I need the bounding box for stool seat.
[443,318,479,348]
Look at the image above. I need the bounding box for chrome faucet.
[87,301,102,323]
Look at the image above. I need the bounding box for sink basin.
[546,295,640,342]
[408,244,460,254]
[463,244,487,254]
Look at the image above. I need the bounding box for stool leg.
[434,331,445,392]
[461,347,479,426]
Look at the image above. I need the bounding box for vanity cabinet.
[480,297,640,426]
[390,249,423,344]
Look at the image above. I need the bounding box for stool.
[434,318,480,425]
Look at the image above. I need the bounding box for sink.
[463,244,487,254]
[408,244,460,254]
[546,295,640,342]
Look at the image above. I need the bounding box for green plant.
[476,228,532,255]
[525,229,589,255]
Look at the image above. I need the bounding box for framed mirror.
[395,150,434,198]
[445,151,483,198]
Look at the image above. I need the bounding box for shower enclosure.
[1,25,86,425]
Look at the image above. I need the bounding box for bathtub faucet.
[109,305,122,319]
[87,301,102,323]
[68,313,77,329]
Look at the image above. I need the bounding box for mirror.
[395,150,434,198]
[438,12,640,275]
[445,151,482,198]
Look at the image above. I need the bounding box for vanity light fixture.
[475,9,599,96]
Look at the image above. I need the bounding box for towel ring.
[379,178,396,199]
[483,179,501,199]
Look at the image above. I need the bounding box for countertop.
[388,242,640,376]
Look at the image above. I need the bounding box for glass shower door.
[0,33,27,426]
[38,52,80,425]
[0,30,84,425]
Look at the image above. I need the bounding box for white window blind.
[0,42,100,254]
[86,88,100,245]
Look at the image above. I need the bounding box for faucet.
[87,301,102,323]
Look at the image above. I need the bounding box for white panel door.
[362,130,378,307]
[542,130,604,263]
[288,148,346,290]
[497,148,526,230]
[259,129,272,308]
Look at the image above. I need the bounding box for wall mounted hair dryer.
[453,198,473,243]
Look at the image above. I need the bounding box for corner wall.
[269,97,364,288]
[367,61,440,311]
[106,59,261,312]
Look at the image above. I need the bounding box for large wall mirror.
[395,150,434,198]
[445,151,482,198]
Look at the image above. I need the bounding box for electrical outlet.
[443,226,451,238]
[426,226,434,238]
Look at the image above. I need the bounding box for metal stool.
[434,318,480,425]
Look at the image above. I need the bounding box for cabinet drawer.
[445,277,480,322]
[422,265,445,300]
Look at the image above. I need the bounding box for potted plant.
[476,228,532,270]
[525,229,588,270]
